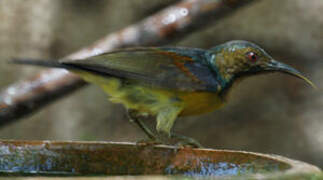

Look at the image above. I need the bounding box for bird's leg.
[127,109,156,140]
[155,106,202,148]
[127,108,203,148]
[156,106,182,137]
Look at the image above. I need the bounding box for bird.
[12,40,316,147]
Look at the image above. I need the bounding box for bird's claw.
[136,138,162,146]
[170,133,203,148]
[135,134,203,148]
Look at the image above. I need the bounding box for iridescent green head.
[209,40,316,88]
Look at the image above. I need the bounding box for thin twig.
[0,0,255,125]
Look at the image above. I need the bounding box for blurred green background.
[0,0,322,169]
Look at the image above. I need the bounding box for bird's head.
[209,40,316,89]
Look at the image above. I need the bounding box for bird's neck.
[217,75,240,100]
[212,54,242,100]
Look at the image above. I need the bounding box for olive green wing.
[61,47,220,92]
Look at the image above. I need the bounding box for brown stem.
[0,0,255,125]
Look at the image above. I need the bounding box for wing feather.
[61,47,220,92]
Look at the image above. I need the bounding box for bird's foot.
[170,133,203,148]
[136,138,162,146]
[135,134,202,148]
[150,132,203,148]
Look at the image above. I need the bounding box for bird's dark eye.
[246,52,258,62]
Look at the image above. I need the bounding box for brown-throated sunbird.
[12,40,315,147]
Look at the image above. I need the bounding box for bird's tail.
[11,58,71,69]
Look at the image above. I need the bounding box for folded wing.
[61,47,220,92]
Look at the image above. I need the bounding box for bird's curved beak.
[266,60,317,89]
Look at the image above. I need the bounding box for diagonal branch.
[0,0,256,125]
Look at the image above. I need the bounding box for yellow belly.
[75,71,224,117]
[177,91,224,116]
